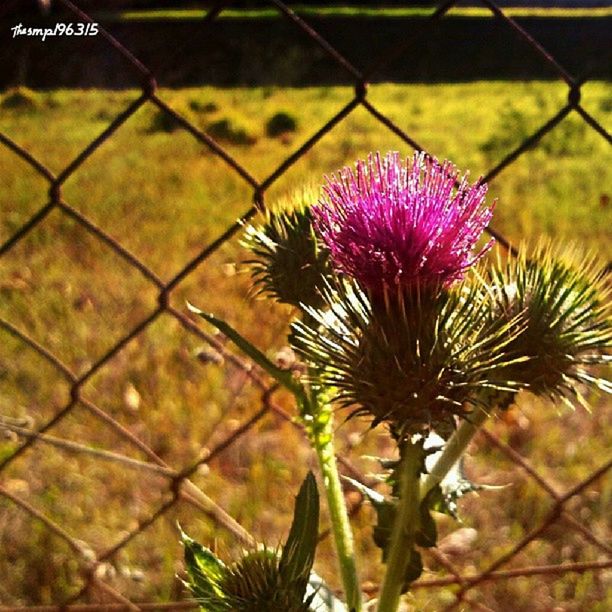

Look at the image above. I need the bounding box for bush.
[265,111,298,137]
[1,87,39,111]
[207,116,257,145]
[148,109,181,133]
[479,105,531,157]
[189,99,218,113]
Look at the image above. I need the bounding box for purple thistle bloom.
[312,151,494,294]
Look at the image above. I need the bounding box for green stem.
[301,309,361,611]
[312,417,362,612]
[421,405,490,498]
[377,439,422,612]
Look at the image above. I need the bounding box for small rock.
[123,382,141,411]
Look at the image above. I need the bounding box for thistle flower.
[484,242,612,408]
[312,151,494,296]
[291,279,523,437]
[242,190,331,309]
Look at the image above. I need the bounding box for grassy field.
[108,6,612,21]
[0,82,611,608]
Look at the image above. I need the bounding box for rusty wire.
[0,0,610,609]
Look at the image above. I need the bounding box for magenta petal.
[312,151,494,294]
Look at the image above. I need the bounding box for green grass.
[0,82,610,608]
[106,6,612,22]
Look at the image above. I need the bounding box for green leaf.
[415,487,438,548]
[180,527,226,602]
[279,471,320,586]
[343,476,396,558]
[188,303,305,399]
[402,549,423,591]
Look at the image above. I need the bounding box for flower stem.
[312,417,362,612]
[377,439,422,612]
[421,405,490,498]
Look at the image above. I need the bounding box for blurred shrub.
[265,111,298,137]
[189,99,219,114]
[1,87,39,111]
[148,109,181,133]
[207,116,258,145]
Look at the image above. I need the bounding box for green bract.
[242,193,331,309]
[484,242,612,408]
[181,473,320,612]
[291,279,525,438]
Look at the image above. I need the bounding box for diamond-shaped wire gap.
[365,82,568,177]
[474,0,576,85]
[68,414,312,601]
[141,0,356,89]
[483,109,612,256]
[452,400,611,589]
[0,326,73,460]
[365,3,562,86]
[168,233,297,364]
[1,430,171,579]
[83,495,244,603]
[501,393,611,491]
[104,1,229,89]
[79,310,261,468]
[0,207,158,373]
[0,87,145,176]
[154,80,361,190]
[245,97,421,206]
[0,139,53,247]
[29,398,177,484]
[269,0,364,83]
[191,411,316,544]
[0,488,87,605]
[59,98,257,282]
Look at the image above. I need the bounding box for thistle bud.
[484,242,611,407]
[242,190,331,309]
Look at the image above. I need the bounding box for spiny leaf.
[188,303,306,400]
[180,527,226,602]
[279,471,320,586]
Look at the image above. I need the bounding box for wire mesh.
[0,0,610,609]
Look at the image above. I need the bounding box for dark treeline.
[2,12,610,88]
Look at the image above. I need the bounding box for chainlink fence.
[0,0,610,610]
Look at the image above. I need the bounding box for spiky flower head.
[484,242,611,408]
[183,545,315,612]
[312,151,494,297]
[291,279,523,438]
[242,188,331,309]
[181,472,319,612]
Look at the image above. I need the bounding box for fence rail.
[0,1,610,609]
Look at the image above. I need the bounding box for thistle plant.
[185,151,610,612]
